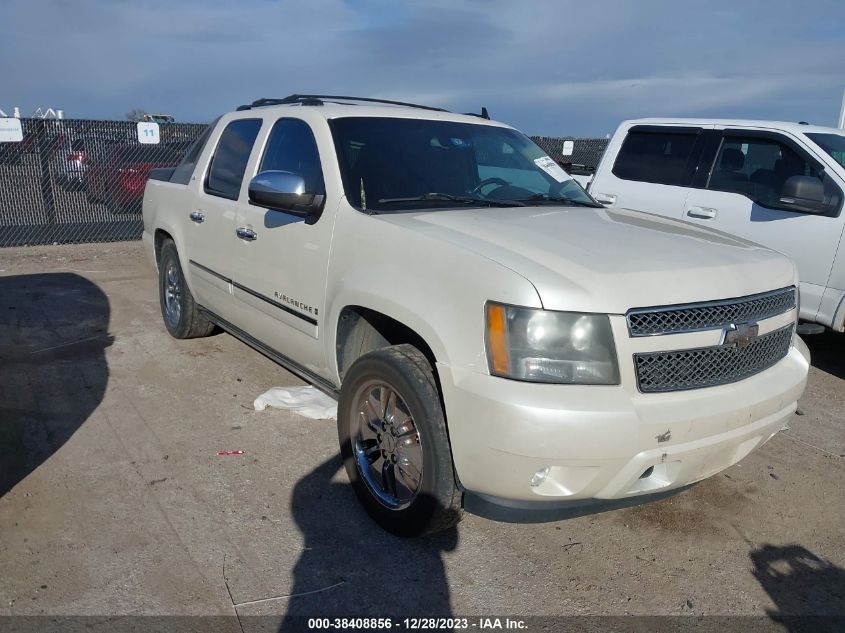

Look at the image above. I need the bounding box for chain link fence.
[530,136,609,175]
[0,119,605,248]
[0,118,208,247]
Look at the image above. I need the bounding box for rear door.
[590,124,712,218]
[682,129,845,320]
[183,117,263,321]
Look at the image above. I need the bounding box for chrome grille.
[627,287,796,337]
[635,325,793,393]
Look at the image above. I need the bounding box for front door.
[232,117,333,377]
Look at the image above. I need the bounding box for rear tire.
[338,344,462,536]
[158,240,215,339]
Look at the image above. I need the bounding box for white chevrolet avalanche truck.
[589,119,845,333]
[142,95,810,536]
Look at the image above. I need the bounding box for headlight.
[485,302,619,385]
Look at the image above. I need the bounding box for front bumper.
[437,336,809,510]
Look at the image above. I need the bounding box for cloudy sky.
[2,0,843,136]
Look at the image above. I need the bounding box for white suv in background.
[142,97,809,535]
[590,119,845,333]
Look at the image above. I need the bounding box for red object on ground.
[216,450,244,456]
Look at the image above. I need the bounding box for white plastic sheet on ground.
[253,385,338,419]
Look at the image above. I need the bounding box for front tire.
[338,344,462,536]
[158,240,215,339]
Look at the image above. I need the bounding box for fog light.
[529,467,551,487]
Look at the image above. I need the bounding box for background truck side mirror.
[248,170,325,218]
[779,175,833,214]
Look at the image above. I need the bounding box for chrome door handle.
[687,206,717,219]
[236,227,257,241]
[189,210,205,223]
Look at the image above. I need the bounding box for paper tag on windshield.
[534,156,569,183]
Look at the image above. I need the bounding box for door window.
[707,136,821,210]
[612,129,700,186]
[259,118,325,194]
[205,118,262,200]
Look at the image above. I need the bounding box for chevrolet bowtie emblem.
[723,322,759,349]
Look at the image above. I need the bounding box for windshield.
[806,132,845,169]
[329,117,597,212]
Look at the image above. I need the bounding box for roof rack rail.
[236,94,449,112]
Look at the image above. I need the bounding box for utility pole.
[839,88,845,130]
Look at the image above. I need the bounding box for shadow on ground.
[804,330,845,380]
[274,456,456,631]
[0,273,111,497]
[751,543,845,632]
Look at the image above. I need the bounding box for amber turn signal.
[486,302,510,375]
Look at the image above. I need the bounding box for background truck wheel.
[158,240,215,339]
[338,344,462,537]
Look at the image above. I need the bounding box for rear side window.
[259,118,325,194]
[171,122,216,185]
[205,119,262,200]
[612,129,700,186]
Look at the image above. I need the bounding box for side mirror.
[779,175,832,214]
[248,170,325,217]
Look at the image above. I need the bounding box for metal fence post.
[35,119,57,238]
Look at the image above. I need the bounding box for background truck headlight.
[485,302,619,385]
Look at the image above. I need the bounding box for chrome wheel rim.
[163,261,182,326]
[351,381,423,510]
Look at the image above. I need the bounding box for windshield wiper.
[519,193,603,208]
[377,192,524,207]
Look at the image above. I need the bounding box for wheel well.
[335,307,459,491]
[154,229,173,264]
[336,306,437,382]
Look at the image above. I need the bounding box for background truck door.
[682,129,845,321]
[590,124,712,217]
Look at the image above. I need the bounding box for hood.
[376,206,796,314]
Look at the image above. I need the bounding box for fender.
[326,290,450,384]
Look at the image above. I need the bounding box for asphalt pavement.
[0,242,842,631]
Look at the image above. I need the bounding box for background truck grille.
[634,325,793,393]
[627,287,796,337]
